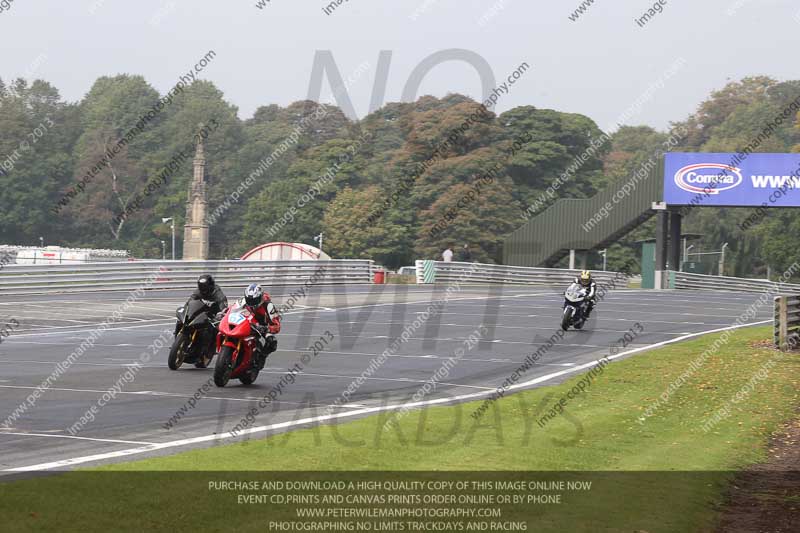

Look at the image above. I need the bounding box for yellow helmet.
[579,270,591,286]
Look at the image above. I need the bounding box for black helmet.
[244,283,263,307]
[197,274,215,298]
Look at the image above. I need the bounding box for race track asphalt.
[0,283,773,472]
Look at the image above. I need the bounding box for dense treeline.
[0,74,798,273]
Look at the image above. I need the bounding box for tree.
[414,176,519,263]
[323,187,409,267]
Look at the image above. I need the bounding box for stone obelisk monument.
[182,132,209,260]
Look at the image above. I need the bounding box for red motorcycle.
[213,301,263,387]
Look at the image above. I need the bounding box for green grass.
[2,326,798,532]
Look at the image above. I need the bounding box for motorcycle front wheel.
[561,306,574,331]
[167,332,188,370]
[213,345,234,387]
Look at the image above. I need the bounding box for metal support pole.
[569,249,576,270]
[669,210,681,272]
[655,211,668,289]
[719,242,728,276]
[778,296,788,351]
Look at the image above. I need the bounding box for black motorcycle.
[561,283,590,331]
[168,298,220,370]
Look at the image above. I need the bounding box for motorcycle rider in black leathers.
[574,270,597,317]
[175,274,228,350]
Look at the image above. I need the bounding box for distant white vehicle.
[2,245,129,264]
[397,266,417,276]
[16,247,91,265]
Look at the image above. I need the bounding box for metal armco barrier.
[669,271,800,294]
[413,260,629,287]
[0,260,374,295]
[773,295,800,351]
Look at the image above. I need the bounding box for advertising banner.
[663,152,800,207]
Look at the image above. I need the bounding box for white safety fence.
[414,260,629,287]
[0,260,375,295]
[669,271,800,295]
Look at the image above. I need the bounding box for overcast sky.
[1,0,797,132]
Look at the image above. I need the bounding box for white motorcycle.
[561,283,590,331]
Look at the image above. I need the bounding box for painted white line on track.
[0,385,346,408]
[257,370,496,390]
[3,341,152,348]
[3,319,770,472]
[324,292,551,313]
[0,360,164,368]
[0,431,154,446]
[4,320,174,339]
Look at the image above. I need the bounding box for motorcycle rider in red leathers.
[243,283,280,368]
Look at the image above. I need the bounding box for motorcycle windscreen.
[185,298,211,321]
[224,309,252,337]
[564,283,586,303]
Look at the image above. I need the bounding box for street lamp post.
[160,240,166,261]
[314,232,324,254]
[599,249,607,271]
[719,242,728,276]
[684,245,694,271]
[162,217,175,260]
